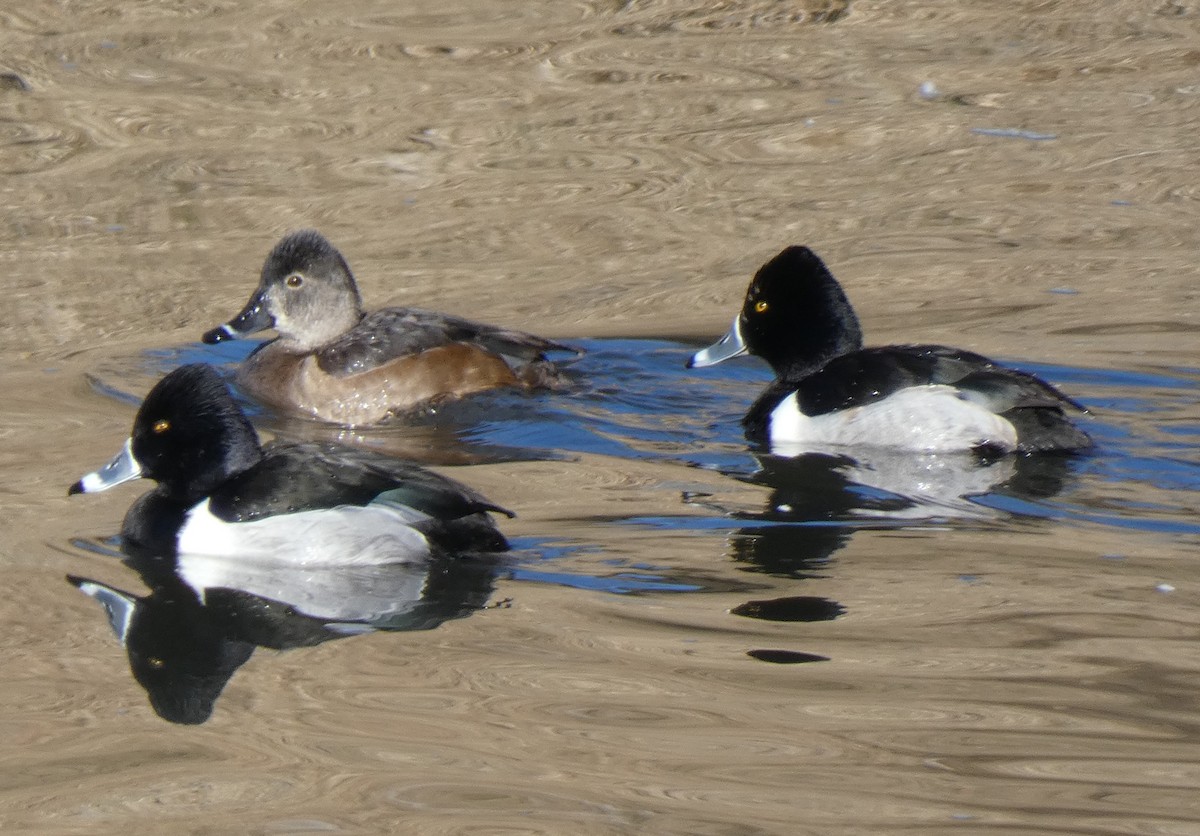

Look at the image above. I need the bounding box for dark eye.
[754,300,769,313]
[285,274,304,288]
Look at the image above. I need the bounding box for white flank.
[769,385,1019,454]
[177,498,433,566]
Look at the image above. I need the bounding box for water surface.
[4,1,1200,833]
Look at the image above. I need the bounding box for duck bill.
[687,317,748,368]
[68,577,138,645]
[68,439,143,495]
[201,289,274,344]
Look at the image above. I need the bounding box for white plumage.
[177,498,433,566]
[769,385,1019,453]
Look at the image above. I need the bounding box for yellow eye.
[285,274,304,288]
[147,657,165,669]
[152,419,171,434]
[754,300,769,313]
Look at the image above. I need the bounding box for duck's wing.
[315,307,578,377]
[781,345,983,416]
[791,345,1085,416]
[946,362,1093,452]
[741,344,1091,452]
[952,367,1087,413]
[208,443,514,523]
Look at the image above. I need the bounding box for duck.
[201,229,577,425]
[69,363,512,561]
[687,246,1093,455]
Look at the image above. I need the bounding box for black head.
[739,246,864,377]
[131,364,263,501]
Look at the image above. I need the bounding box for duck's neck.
[164,425,264,507]
[763,296,863,382]
[782,327,862,381]
[278,308,365,352]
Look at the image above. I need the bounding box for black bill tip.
[201,325,231,344]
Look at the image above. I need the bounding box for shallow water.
[5,1,1200,833]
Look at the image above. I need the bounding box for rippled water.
[6,0,1200,833]
[76,337,1200,698]
[93,335,1200,537]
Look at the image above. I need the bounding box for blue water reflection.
[70,336,1200,709]
[88,337,1200,588]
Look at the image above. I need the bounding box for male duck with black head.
[69,364,512,562]
[688,246,1093,456]
[203,230,577,425]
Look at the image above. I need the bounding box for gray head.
[203,230,365,351]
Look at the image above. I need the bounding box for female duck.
[203,230,576,425]
[69,364,512,561]
[688,246,1092,455]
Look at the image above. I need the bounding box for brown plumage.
[203,230,577,425]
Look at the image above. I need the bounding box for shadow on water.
[74,337,1200,693]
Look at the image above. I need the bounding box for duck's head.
[688,246,864,378]
[70,364,262,503]
[203,230,364,351]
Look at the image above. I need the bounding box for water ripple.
[86,336,1200,552]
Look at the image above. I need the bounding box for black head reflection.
[69,547,500,725]
[70,574,253,725]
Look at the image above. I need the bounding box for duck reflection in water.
[67,363,513,724]
[719,450,1073,664]
[725,449,1075,577]
[68,548,501,725]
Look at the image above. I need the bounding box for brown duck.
[203,230,576,425]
